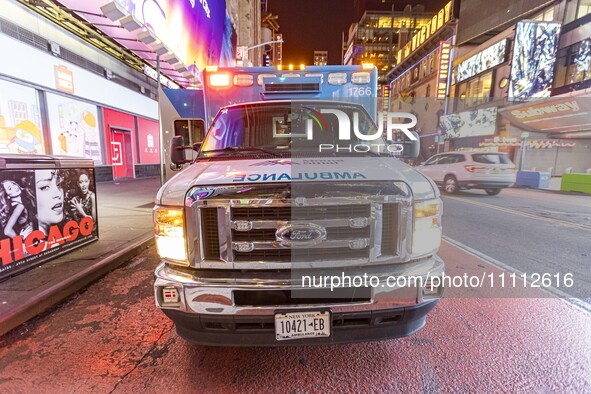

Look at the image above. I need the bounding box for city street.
[442,188,591,304]
[0,187,589,392]
[1,0,590,392]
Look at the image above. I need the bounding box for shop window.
[464,72,492,108]
[174,119,205,146]
[565,0,591,23]
[454,82,467,112]
[554,39,591,88]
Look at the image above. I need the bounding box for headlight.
[153,206,187,263]
[412,198,442,258]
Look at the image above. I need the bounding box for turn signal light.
[464,165,486,172]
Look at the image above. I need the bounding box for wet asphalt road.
[1,243,590,390]
[0,188,589,392]
[441,187,591,303]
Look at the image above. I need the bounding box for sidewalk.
[0,177,161,337]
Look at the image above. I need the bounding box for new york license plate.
[275,310,331,341]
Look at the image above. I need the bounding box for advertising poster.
[0,79,44,155]
[440,107,498,138]
[0,168,98,280]
[509,21,561,99]
[46,93,102,163]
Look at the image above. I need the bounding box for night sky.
[267,0,449,65]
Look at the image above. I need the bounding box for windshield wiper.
[202,146,281,158]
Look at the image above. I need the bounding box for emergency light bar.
[209,73,231,87]
[262,76,321,95]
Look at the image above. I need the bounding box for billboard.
[440,107,498,138]
[453,39,507,84]
[0,168,98,280]
[509,21,561,99]
[114,0,232,69]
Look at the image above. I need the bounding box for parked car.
[417,151,516,195]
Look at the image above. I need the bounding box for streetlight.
[237,39,284,66]
[519,131,529,172]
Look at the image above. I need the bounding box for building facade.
[314,51,329,66]
[447,0,591,175]
[387,0,591,174]
[387,1,458,161]
[1,0,262,180]
[343,8,433,85]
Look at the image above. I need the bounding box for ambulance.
[153,65,444,345]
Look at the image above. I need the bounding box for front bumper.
[154,255,444,346]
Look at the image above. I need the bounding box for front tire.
[444,175,458,194]
[485,188,501,196]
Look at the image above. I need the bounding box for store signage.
[398,1,453,65]
[111,141,123,166]
[55,65,74,94]
[143,65,179,89]
[510,100,580,121]
[453,39,507,84]
[436,40,452,100]
[0,168,98,280]
[479,137,576,149]
[509,21,561,99]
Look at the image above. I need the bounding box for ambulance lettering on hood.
[233,171,367,182]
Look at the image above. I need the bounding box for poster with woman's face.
[0,168,98,281]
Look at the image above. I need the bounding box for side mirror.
[192,142,202,152]
[171,135,188,165]
[392,132,420,159]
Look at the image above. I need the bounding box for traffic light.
[263,54,270,67]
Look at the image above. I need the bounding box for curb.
[511,186,590,196]
[0,235,155,337]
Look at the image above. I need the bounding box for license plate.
[275,310,331,341]
[489,168,501,174]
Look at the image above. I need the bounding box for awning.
[499,95,591,138]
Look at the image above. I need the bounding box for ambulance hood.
[156,157,438,206]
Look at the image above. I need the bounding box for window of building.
[378,16,392,28]
[533,7,555,21]
[456,71,492,109]
[465,71,492,107]
[564,0,591,23]
[554,39,591,88]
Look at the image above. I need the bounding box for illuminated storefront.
[0,2,160,180]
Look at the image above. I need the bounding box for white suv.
[417,151,516,195]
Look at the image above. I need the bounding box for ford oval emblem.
[276,223,327,246]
